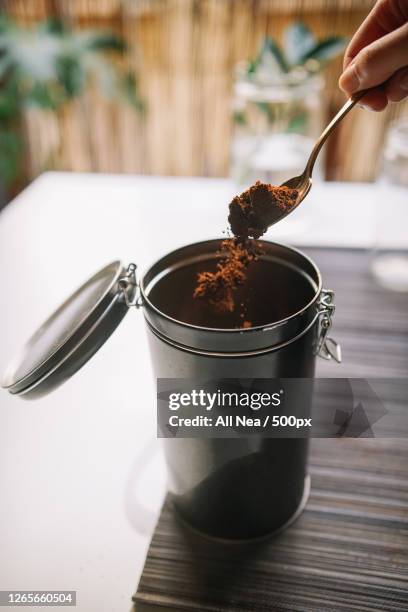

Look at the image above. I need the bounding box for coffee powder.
[194,181,299,325]
[229,181,298,240]
[194,239,259,314]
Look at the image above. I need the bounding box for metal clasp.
[316,289,341,363]
[118,263,142,308]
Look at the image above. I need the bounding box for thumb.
[339,22,408,94]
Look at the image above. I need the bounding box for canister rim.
[139,239,322,334]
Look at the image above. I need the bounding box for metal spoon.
[277,90,367,217]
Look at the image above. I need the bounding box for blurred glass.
[230,64,324,186]
[371,118,408,292]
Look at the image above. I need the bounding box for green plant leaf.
[301,36,347,63]
[233,110,247,126]
[255,101,276,123]
[40,18,67,36]
[261,37,289,73]
[0,75,21,118]
[0,88,19,119]
[286,111,308,133]
[284,22,315,67]
[247,60,257,75]
[0,129,22,185]
[120,71,144,112]
[247,36,289,77]
[86,33,127,54]
[0,15,10,34]
[0,56,13,80]
[25,82,60,109]
[56,55,85,98]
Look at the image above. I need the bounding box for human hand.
[339,0,408,110]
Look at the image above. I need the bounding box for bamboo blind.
[4,0,408,182]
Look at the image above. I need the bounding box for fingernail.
[339,64,360,93]
[358,103,372,111]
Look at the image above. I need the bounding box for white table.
[0,173,406,612]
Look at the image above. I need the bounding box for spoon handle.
[304,90,367,178]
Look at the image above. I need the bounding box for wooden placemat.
[134,439,408,612]
[133,248,408,611]
[309,248,408,378]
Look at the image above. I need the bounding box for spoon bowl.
[280,173,312,208]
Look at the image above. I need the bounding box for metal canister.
[2,239,339,541]
[134,239,339,540]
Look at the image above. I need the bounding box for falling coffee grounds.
[194,239,259,314]
[194,181,298,325]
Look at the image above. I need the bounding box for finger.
[343,15,385,70]
[339,23,408,94]
[385,66,408,101]
[343,0,408,69]
[357,88,389,111]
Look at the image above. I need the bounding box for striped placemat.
[133,248,408,611]
[134,439,408,611]
[309,248,408,378]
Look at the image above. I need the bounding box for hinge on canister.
[118,263,143,308]
[316,289,341,363]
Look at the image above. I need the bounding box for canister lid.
[2,261,137,399]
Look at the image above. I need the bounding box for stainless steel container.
[140,239,339,540]
[2,239,340,541]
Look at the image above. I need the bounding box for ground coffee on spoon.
[194,181,298,325]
